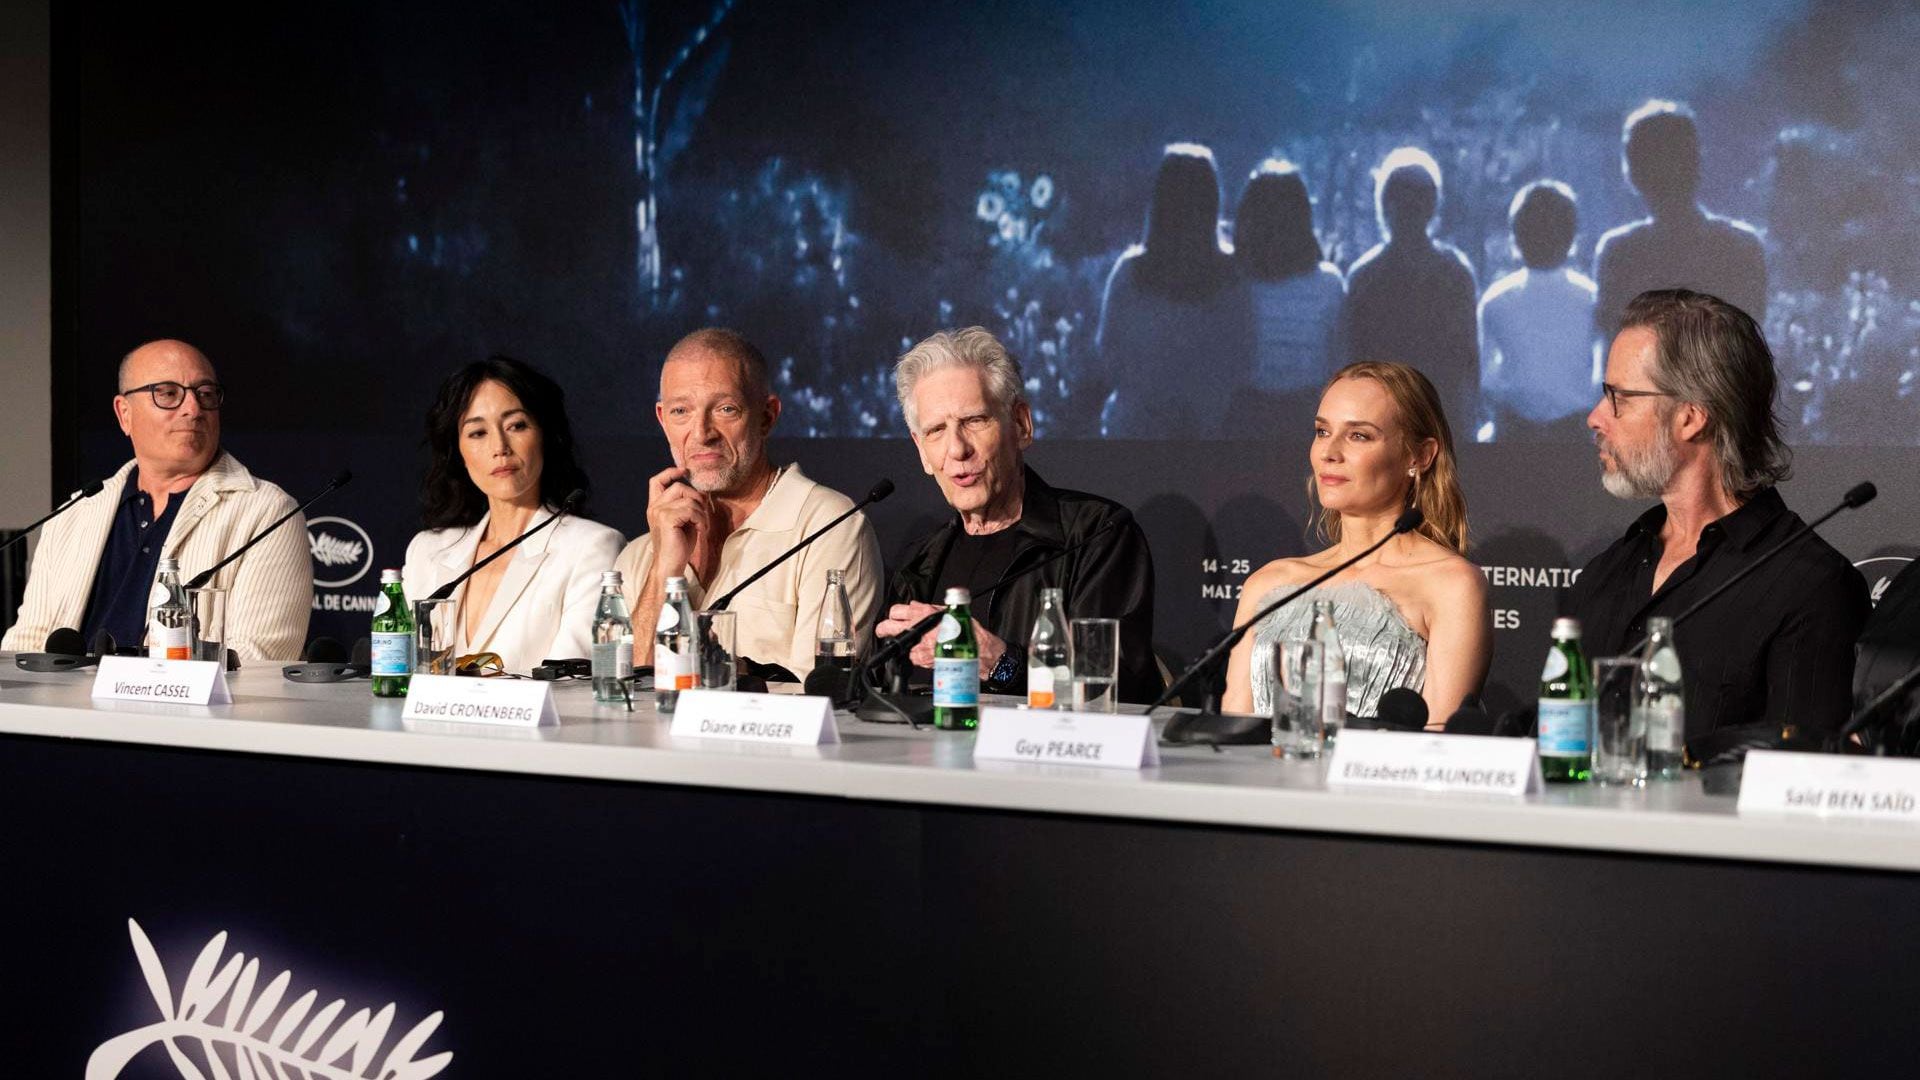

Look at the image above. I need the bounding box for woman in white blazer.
[403,356,623,674]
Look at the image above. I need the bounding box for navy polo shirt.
[79,469,185,651]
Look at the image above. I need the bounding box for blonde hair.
[1309,361,1470,553]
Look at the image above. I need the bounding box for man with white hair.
[1566,289,1866,738]
[617,327,883,680]
[876,327,1162,703]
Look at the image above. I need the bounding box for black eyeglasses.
[1600,382,1672,417]
[120,381,226,410]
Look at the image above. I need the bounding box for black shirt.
[1564,487,1869,736]
[888,466,1162,703]
[936,527,1022,603]
[80,469,184,650]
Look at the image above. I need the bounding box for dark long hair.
[1235,160,1324,281]
[420,355,591,530]
[1134,143,1234,300]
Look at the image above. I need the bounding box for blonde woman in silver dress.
[1223,361,1490,727]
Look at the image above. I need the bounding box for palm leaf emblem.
[88,919,452,1080]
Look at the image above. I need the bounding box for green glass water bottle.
[932,587,980,730]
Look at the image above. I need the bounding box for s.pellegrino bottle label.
[370,633,414,677]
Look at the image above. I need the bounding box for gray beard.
[1599,429,1677,500]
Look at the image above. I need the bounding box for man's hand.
[645,466,711,579]
[876,600,1008,673]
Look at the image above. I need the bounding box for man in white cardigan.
[3,340,312,660]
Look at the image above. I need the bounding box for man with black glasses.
[1566,290,1867,740]
[3,339,312,659]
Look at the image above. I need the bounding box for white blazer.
[402,511,624,675]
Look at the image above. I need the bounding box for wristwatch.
[987,647,1023,691]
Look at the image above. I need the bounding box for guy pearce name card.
[974,706,1160,769]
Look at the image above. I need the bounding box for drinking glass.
[1069,618,1120,713]
[1591,656,1647,787]
[1273,639,1326,760]
[186,587,226,665]
[696,610,738,692]
[413,598,457,676]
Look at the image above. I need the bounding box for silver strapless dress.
[1249,580,1427,718]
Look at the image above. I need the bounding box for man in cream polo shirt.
[4,339,312,659]
[617,329,882,680]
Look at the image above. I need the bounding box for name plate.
[1738,750,1920,822]
[669,689,839,746]
[974,706,1161,770]
[402,674,558,727]
[92,656,232,706]
[1328,729,1540,796]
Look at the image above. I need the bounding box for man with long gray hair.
[876,327,1162,703]
[1566,288,1866,739]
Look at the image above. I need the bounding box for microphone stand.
[1618,482,1876,658]
[425,491,582,603]
[707,479,892,613]
[1156,507,1424,747]
[1837,657,1920,745]
[0,478,107,556]
[185,470,353,590]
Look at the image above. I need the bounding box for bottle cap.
[665,576,687,593]
[157,557,179,573]
[1550,616,1581,640]
[944,587,971,606]
[1646,615,1674,635]
[601,570,623,587]
[380,568,402,584]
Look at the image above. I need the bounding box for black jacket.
[885,466,1163,703]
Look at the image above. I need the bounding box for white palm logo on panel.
[88,919,452,1080]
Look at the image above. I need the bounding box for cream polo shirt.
[614,463,883,679]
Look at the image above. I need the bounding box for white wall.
[0,0,51,528]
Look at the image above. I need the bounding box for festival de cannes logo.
[1854,556,1914,607]
[309,516,375,589]
[87,919,451,1080]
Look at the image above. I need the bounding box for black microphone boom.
[425,489,584,603]
[1618,481,1875,658]
[185,469,353,590]
[0,478,108,556]
[709,478,894,612]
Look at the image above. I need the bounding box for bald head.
[113,338,222,480]
[662,328,770,404]
[119,339,216,392]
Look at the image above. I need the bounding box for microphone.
[185,469,353,590]
[0,478,108,555]
[1373,687,1430,732]
[1837,658,1920,742]
[14,627,96,672]
[1441,695,1496,736]
[426,489,584,603]
[708,478,894,612]
[282,635,371,683]
[1157,508,1424,746]
[1619,481,1876,658]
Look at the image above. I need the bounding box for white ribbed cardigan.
[2,452,313,660]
